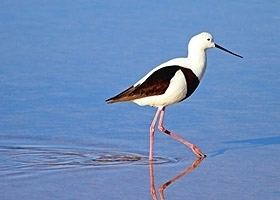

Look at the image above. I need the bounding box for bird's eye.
[207,38,210,41]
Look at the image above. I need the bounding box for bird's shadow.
[149,157,205,200]
[209,136,280,157]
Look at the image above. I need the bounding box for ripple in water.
[0,145,178,178]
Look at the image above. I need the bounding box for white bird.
[106,32,242,160]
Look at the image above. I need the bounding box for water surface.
[0,1,279,200]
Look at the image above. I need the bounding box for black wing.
[106,66,183,103]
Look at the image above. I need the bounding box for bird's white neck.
[187,49,207,80]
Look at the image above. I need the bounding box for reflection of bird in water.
[149,157,205,200]
[106,32,242,160]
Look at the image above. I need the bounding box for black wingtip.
[105,98,114,104]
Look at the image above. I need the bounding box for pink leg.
[149,108,161,161]
[158,108,206,158]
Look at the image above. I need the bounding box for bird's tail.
[105,86,137,104]
[105,97,118,104]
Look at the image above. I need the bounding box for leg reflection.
[149,158,158,200]
[149,157,205,200]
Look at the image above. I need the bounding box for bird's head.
[188,32,215,51]
[188,32,243,58]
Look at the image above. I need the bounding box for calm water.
[0,1,279,200]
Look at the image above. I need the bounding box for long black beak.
[215,43,243,58]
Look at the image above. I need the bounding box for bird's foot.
[191,145,206,158]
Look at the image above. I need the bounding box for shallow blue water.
[0,1,279,200]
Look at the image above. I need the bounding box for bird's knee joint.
[158,125,165,132]
[158,126,171,135]
[150,127,155,133]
